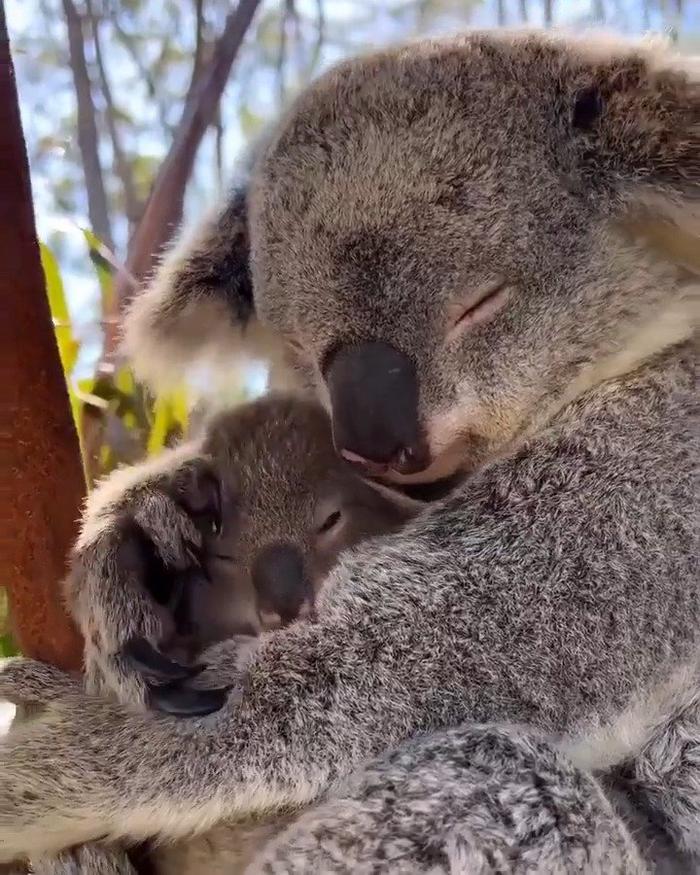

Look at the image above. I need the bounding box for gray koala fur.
[252,723,650,874]
[0,27,698,873]
[18,393,420,875]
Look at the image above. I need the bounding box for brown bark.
[191,0,206,86]
[0,0,84,671]
[62,0,114,250]
[112,0,263,319]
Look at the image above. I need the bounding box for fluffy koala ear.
[563,35,699,248]
[121,187,288,393]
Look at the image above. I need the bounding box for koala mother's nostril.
[252,543,310,625]
[341,445,428,477]
[325,340,429,475]
[392,444,429,476]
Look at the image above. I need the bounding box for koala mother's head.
[126,30,698,484]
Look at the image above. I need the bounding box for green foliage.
[129,154,161,203]
[40,241,85,467]
[0,590,20,658]
[82,229,115,315]
[147,391,189,456]
[41,234,193,482]
[239,104,265,139]
[40,242,80,377]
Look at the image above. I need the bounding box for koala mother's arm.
[0,374,695,860]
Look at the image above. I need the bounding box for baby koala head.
[174,393,420,647]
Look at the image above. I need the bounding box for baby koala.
[125,393,421,705]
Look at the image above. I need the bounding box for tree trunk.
[0,0,84,672]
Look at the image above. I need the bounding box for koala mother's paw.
[120,637,243,717]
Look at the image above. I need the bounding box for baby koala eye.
[317,509,342,535]
[448,276,511,338]
[313,492,346,542]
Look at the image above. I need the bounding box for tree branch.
[591,0,605,22]
[112,20,174,139]
[214,106,224,189]
[543,0,553,26]
[191,0,206,86]
[61,0,113,249]
[86,0,141,229]
[276,0,291,103]
[308,0,325,76]
[112,0,263,317]
[496,0,506,26]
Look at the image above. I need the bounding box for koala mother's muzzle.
[325,341,429,476]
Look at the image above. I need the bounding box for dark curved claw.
[122,637,204,683]
[147,681,232,717]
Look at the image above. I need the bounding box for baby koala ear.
[564,35,699,238]
[121,185,289,393]
[169,459,224,538]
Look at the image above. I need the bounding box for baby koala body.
[51,393,424,872]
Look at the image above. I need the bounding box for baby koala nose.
[325,340,430,476]
[252,543,311,626]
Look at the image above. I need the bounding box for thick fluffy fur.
[0,344,697,865]
[252,724,649,874]
[21,845,139,875]
[43,395,419,873]
[0,28,698,872]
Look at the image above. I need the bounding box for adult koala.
[0,28,698,873]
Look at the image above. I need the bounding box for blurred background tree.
[5,0,699,487]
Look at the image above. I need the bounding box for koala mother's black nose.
[325,341,428,476]
[252,543,310,625]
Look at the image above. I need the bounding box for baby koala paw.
[120,635,254,718]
